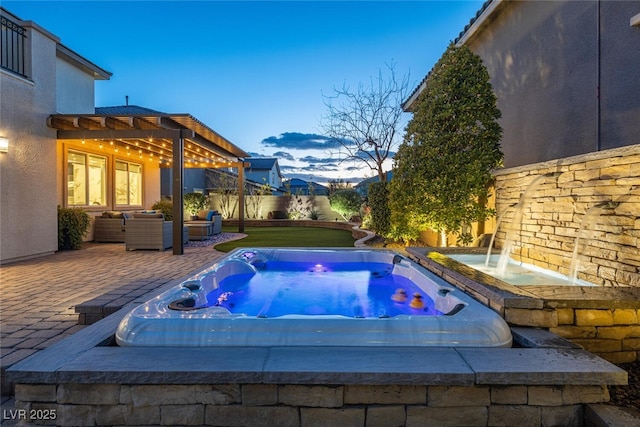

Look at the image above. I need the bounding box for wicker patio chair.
[125,214,173,251]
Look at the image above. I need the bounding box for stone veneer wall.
[14,383,608,426]
[500,303,640,364]
[408,249,640,364]
[492,144,640,287]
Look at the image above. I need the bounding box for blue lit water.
[207,261,442,318]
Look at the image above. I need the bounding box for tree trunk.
[440,229,448,247]
[378,166,386,182]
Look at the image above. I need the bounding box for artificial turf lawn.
[214,226,356,252]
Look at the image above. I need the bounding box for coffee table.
[185,223,211,241]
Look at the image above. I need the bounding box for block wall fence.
[210,195,345,222]
[492,144,640,288]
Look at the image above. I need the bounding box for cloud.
[281,164,339,173]
[298,155,342,164]
[302,164,340,172]
[273,151,296,161]
[247,151,269,158]
[355,149,397,159]
[261,132,342,150]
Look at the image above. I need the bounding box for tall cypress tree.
[389,44,503,245]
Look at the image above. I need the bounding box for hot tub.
[116,248,512,347]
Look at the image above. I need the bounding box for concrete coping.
[6,273,627,390]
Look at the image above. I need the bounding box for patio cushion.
[133,213,164,219]
[102,210,125,219]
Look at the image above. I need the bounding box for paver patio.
[0,240,233,395]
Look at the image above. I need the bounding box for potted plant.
[183,192,209,220]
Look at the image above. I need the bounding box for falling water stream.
[484,203,517,267]
[568,201,619,285]
[495,172,561,276]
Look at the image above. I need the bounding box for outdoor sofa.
[94,211,132,243]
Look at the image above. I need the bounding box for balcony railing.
[1,14,27,78]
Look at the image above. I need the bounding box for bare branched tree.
[321,62,411,181]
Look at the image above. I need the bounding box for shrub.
[286,192,313,220]
[151,199,173,221]
[368,181,391,237]
[183,192,209,216]
[57,206,91,250]
[390,43,503,246]
[330,189,363,221]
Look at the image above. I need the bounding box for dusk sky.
[6,0,484,184]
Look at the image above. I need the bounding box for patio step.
[75,278,171,325]
[585,404,640,426]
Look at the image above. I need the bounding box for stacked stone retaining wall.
[13,382,610,426]
[492,144,640,288]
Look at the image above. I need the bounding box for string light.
[75,137,236,168]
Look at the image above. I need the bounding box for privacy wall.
[493,144,640,288]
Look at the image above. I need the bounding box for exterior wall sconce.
[0,137,8,153]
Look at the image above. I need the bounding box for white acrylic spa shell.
[116,249,512,347]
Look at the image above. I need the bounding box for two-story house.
[0,8,248,263]
[244,158,283,190]
[404,0,640,168]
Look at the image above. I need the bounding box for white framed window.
[67,150,107,206]
[115,160,143,207]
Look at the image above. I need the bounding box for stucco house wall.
[1,8,111,264]
[461,0,640,168]
[55,53,97,114]
[0,14,59,264]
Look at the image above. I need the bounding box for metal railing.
[1,14,27,78]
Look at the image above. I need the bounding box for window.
[115,160,142,206]
[67,151,107,206]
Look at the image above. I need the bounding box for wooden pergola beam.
[51,114,249,255]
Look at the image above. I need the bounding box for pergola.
[48,109,250,255]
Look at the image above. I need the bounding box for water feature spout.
[496,173,561,275]
[485,203,518,266]
[568,201,619,285]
